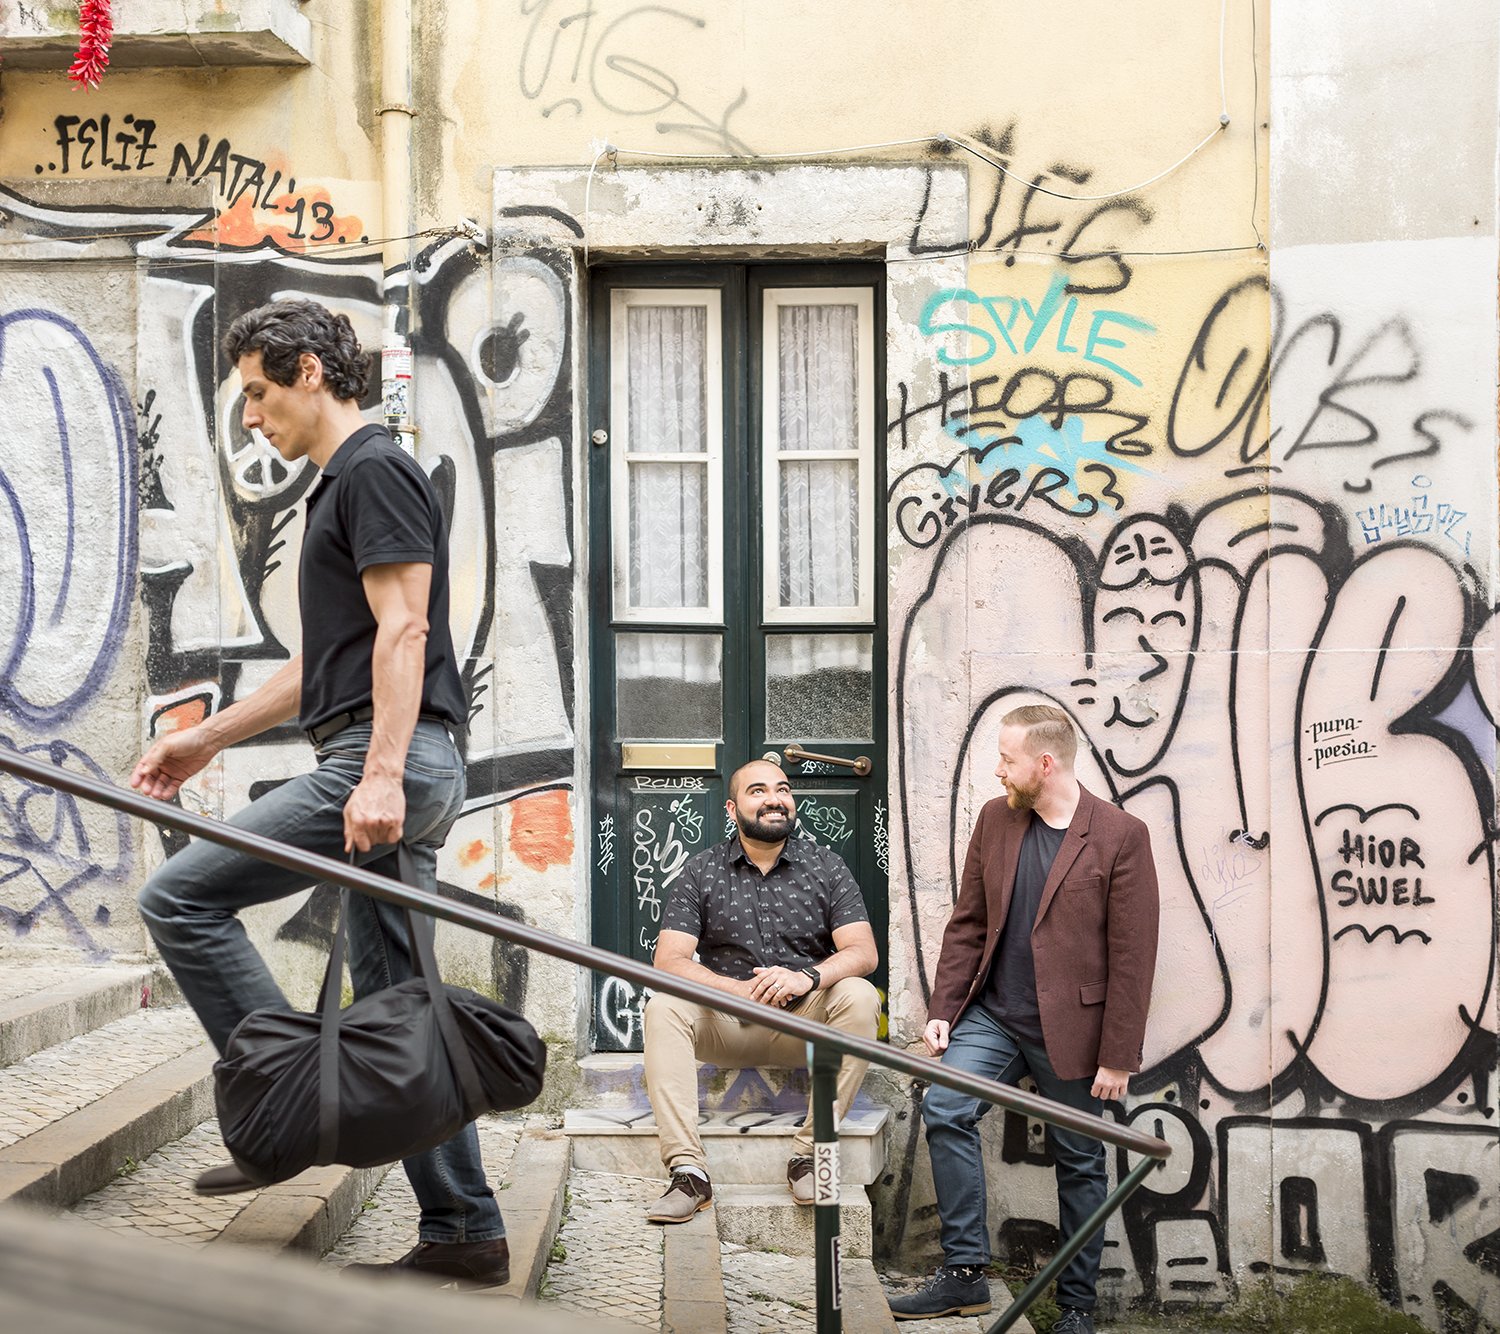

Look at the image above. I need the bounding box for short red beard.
[1005,778,1041,811]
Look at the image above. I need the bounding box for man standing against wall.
[131,299,508,1289]
[642,759,881,1222]
[889,705,1159,1330]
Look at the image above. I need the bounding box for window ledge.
[1,0,312,69]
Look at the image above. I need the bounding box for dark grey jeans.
[137,719,503,1244]
[922,1005,1107,1310]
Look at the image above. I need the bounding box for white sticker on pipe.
[814,1141,840,1206]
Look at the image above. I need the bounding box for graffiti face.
[1083,518,1196,776]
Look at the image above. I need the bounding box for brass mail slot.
[622,743,716,771]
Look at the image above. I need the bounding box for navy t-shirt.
[297,424,466,733]
[980,814,1069,1044]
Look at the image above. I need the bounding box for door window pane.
[611,290,722,623]
[628,306,707,453]
[618,632,722,740]
[630,462,708,608]
[763,289,873,622]
[779,304,858,451]
[780,458,859,607]
[765,633,873,741]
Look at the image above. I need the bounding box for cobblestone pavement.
[722,1244,820,1332]
[323,1114,534,1267]
[0,1007,204,1149]
[539,1170,664,1328]
[70,1120,257,1246]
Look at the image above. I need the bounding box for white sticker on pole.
[814,1141,840,1206]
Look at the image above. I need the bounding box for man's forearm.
[809,944,877,988]
[655,955,749,997]
[364,616,426,780]
[201,656,302,749]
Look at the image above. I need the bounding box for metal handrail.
[0,746,1170,1332]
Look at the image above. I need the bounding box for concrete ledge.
[0,0,312,68]
[841,1258,898,1334]
[0,966,152,1068]
[215,1163,390,1255]
[714,1185,872,1259]
[663,1209,726,1334]
[0,1044,215,1208]
[485,1130,571,1301]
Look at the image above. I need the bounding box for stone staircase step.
[0,1007,215,1209]
[565,1105,888,1185]
[0,962,157,1068]
[714,1183,873,1258]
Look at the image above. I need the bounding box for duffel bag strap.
[398,845,487,1113]
[315,879,352,1165]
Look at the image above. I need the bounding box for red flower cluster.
[67,0,114,90]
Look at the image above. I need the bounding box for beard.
[1005,777,1042,811]
[738,805,793,842]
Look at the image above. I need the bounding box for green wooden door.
[588,263,888,1052]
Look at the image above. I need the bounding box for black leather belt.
[306,706,454,747]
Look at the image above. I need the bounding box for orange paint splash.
[458,839,490,868]
[476,873,498,890]
[508,790,573,872]
[188,188,365,255]
[153,698,207,735]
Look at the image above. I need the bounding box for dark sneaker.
[887,1265,991,1319]
[193,1162,260,1196]
[787,1155,815,1205]
[645,1170,713,1223]
[343,1237,510,1289]
[1054,1308,1096,1334]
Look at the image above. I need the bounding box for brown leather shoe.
[343,1237,510,1289]
[645,1170,713,1223]
[193,1162,261,1196]
[787,1155,816,1205]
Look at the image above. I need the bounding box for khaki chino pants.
[642,977,882,1172]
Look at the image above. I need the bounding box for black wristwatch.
[799,965,822,991]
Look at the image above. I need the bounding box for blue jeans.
[922,1005,1106,1311]
[138,720,503,1244]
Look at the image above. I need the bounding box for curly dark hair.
[222,298,372,402]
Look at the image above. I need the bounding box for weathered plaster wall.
[0,1,1494,1326]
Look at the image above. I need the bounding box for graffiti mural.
[886,233,1498,1326]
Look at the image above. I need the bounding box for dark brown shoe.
[343,1237,511,1289]
[787,1155,816,1205]
[193,1162,261,1196]
[644,1170,713,1223]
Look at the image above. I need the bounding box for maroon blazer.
[928,784,1159,1081]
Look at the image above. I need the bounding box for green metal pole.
[986,1154,1159,1334]
[810,1040,843,1334]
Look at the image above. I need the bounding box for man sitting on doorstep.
[641,759,881,1222]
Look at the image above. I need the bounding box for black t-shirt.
[980,814,1069,1044]
[297,424,466,732]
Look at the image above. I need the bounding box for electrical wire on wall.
[583,0,1259,265]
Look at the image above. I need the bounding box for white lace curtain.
[777,303,859,610]
[627,305,708,611]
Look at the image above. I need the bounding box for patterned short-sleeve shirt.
[662,834,870,981]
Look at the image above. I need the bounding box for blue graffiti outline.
[0,309,138,726]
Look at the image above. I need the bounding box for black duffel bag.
[213,847,547,1185]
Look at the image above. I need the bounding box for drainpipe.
[378,0,417,454]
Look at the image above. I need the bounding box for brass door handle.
[784,744,872,777]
